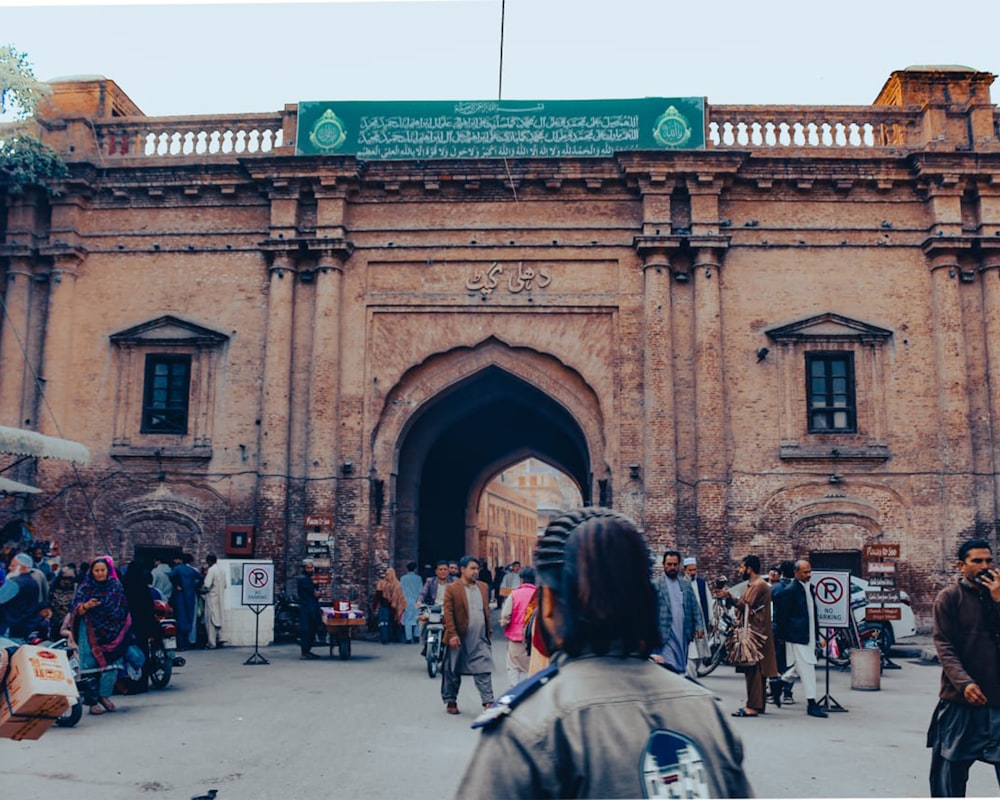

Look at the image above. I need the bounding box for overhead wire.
[498,0,518,202]
[0,289,111,555]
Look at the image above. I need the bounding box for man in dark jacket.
[772,559,827,718]
[0,553,50,639]
[928,538,1000,796]
[769,559,796,705]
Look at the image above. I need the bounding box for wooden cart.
[324,616,366,659]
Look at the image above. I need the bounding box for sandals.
[89,705,105,715]
[731,708,761,718]
[98,698,117,712]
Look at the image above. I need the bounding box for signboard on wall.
[296,98,707,159]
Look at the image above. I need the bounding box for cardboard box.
[0,693,71,740]
[2,645,76,708]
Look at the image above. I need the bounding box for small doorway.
[809,549,862,578]
[134,544,183,570]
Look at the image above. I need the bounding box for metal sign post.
[812,570,852,712]
[241,563,275,666]
[864,545,903,670]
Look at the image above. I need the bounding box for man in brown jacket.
[928,538,1000,796]
[441,555,494,714]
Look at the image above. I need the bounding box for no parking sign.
[811,570,851,627]
[241,562,275,605]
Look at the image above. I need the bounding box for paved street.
[4,625,998,799]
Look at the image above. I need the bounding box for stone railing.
[707,105,922,149]
[87,105,927,160]
[94,113,285,158]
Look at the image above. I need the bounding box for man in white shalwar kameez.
[202,553,228,648]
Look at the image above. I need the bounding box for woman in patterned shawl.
[72,557,134,715]
[373,567,407,644]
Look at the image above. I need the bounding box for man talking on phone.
[927,538,1000,796]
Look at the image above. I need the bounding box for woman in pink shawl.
[72,557,134,715]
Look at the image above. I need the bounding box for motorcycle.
[695,595,737,677]
[418,604,445,679]
[274,590,301,643]
[150,599,184,689]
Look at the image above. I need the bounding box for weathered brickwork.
[2,69,1000,628]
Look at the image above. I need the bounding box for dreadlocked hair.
[534,507,660,659]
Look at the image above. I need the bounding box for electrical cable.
[497,0,518,203]
[0,288,111,554]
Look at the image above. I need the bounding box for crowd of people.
[0,542,228,717]
[4,522,993,797]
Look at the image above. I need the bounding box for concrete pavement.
[3,627,998,799]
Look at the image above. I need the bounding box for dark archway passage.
[396,366,591,567]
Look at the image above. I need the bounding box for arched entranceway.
[373,340,607,571]
[404,366,589,566]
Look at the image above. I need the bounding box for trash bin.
[850,647,881,691]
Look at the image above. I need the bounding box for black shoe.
[807,700,828,718]
[768,680,782,708]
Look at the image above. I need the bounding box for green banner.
[295,98,705,159]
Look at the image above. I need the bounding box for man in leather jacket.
[456,507,751,799]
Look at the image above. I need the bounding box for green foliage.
[0,134,68,195]
[0,43,65,195]
[1,44,49,120]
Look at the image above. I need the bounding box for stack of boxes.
[0,645,79,740]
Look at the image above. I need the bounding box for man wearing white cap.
[0,553,51,639]
[684,556,712,667]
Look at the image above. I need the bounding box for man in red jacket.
[441,555,494,715]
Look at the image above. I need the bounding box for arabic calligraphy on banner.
[296,98,705,159]
[466,262,551,295]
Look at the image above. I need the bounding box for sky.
[1,0,998,118]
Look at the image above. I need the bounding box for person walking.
[456,507,752,798]
[499,565,536,688]
[169,553,203,650]
[399,561,423,644]
[772,559,827,717]
[927,538,1000,796]
[653,550,705,675]
[714,555,778,718]
[769,559,796,705]
[202,553,227,648]
[296,559,322,659]
[373,567,406,644]
[441,555,494,714]
[684,556,712,670]
[498,561,522,603]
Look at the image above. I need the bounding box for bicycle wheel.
[695,640,727,677]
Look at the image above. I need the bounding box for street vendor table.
[324,617,365,659]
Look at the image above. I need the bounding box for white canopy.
[0,476,42,495]
[0,425,90,465]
